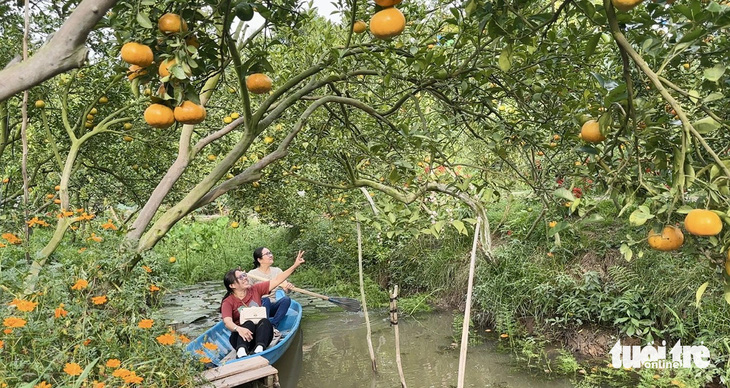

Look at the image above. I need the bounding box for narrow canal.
[162,282,573,387]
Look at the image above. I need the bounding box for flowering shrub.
[0,233,201,386]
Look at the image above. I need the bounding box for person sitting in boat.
[221,250,305,358]
[248,247,293,328]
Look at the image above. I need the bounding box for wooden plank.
[211,366,278,388]
[200,356,270,381]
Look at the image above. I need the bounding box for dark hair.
[252,247,265,268]
[221,269,239,306]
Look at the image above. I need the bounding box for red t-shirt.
[221,281,270,325]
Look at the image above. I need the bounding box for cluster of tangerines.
[647,209,723,254]
[352,0,406,39]
[120,13,273,130]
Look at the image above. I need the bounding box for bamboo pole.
[21,0,30,262]
[457,217,481,388]
[390,285,407,387]
[357,219,377,371]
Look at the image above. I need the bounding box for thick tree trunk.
[0,0,118,102]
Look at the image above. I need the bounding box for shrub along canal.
[162,282,572,387]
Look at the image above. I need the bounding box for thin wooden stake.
[457,217,481,388]
[357,219,377,371]
[21,0,31,262]
[390,285,406,388]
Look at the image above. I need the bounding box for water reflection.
[161,284,572,388]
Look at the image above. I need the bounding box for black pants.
[229,319,274,354]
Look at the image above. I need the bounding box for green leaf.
[703,92,724,103]
[695,282,709,308]
[693,116,721,134]
[553,188,576,201]
[703,64,725,82]
[629,206,654,226]
[620,243,633,262]
[136,12,153,29]
[452,220,467,235]
[498,47,512,72]
[585,33,601,59]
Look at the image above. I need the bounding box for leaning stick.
[457,217,481,388]
[357,219,377,372]
[391,285,406,388]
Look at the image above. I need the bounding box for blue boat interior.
[185,290,301,367]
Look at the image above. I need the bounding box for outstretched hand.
[294,250,305,266]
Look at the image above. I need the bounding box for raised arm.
[268,250,305,292]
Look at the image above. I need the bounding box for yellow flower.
[156,333,176,345]
[27,217,50,227]
[77,248,87,253]
[9,298,38,312]
[194,349,206,355]
[138,319,154,329]
[54,304,68,318]
[33,382,51,388]
[87,233,103,242]
[203,342,218,351]
[1,233,21,245]
[78,212,95,221]
[106,358,121,368]
[112,368,131,378]
[0,340,4,349]
[92,382,105,388]
[3,317,27,328]
[71,279,88,290]
[123,372,143,384]
[56,210,74,218]
[91,295,107,305]
[83,338,91,346]
[3,329,12,334]
[142,265,152,273]
[200,357,212,363]
[149,284,160,292]
[0,242,6,248]
[179,334,191,344]
[101,219,117,231]
[63,362,83,376]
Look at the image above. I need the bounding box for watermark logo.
[609,340,710,369]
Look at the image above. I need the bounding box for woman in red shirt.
[220,250,305,358]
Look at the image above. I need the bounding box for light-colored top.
[249,267,283,301]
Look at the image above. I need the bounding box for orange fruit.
[158,58,177,78]
[169,256,177,263]
[54,185,61,191]
[612,0,645,11]
[123,123,133,130]
[144,104,175,129]
[53,199,61,204]
[352,21,367,33]
[207,154,217,161]
[173,101,207,124]
[684,209,723,236]
[185,35,200,49]
[230,221,239,228]
[580,120,605,143]
[120,42,154,67]
[35,100,45,108]
[123,135,134,142]
[98,96,109,104]
[246,73,273,94]
[127,64,147,81]
[158,13,187,34]
[647,226,684,251]
[370,7,406,39]
[375,0,403,6]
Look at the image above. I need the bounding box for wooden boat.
[186,290,302,367]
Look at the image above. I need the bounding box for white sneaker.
[253,345,264,354]
[237,347,247,358]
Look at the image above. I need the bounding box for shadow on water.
[162,282,574,388]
